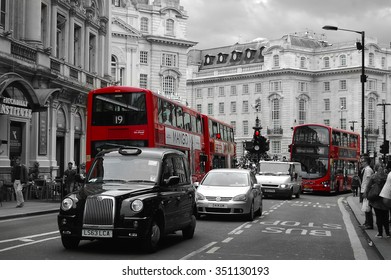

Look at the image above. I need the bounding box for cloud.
[181,0,391,49]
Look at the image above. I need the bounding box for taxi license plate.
[82,229,113,238]
[264,189,275,193]
[209,203,226,208]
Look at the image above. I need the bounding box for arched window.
[339,54,347,66]
[57,108,67,133]
[111,55,124,85]
[162,76,176,97]
[367,97,376,130]
[166,19,174,35]
[323,57,330,68]
[140,17,148,33]
[271,98,281,129]
[298,99,306,124]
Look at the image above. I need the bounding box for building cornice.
[145,35,197,48]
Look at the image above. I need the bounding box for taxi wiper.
[127,180,155,183]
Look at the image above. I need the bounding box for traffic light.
[252,128,261,151]
[380,140,389,154]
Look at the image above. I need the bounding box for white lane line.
[0,236,60,252]
[228,222,249,235]
[180,241,217,260]
[245,224,252,229]
[234,230,243,235]
[338,197,368,260]
[0,231,59,244]
[206,246,220,254]
[222,237,234,243]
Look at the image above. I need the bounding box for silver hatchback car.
[195,169,263,220]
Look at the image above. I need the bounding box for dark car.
[57,147,197,253]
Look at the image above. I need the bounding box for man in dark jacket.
[11,157,28,208]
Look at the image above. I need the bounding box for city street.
[0,194,380,260]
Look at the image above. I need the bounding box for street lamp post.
[322,25,366,155]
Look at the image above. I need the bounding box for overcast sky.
[180,0,391,49]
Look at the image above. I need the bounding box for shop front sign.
[0,97,32,118]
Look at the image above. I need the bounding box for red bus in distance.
[86,86,236,182]
[290,124,360,194]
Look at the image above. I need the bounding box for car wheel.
[143,219,161,253]
[247,202,255,221]
[182,214,196,239]
[61,236,80,250]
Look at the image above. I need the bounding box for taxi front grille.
[83,196,115,227]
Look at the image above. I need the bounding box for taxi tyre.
[182,214,196,239]
[143,219,161,253]
[61,235,80,250]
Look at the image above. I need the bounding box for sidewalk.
[346,195,391,260]
[0,195,390,259]
[0,199,59,220]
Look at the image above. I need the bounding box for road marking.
[0,236,60,252]
[234,230,243,235]
[206,246,220,254]
[180,241,217,260]
[228,222,249,235]
[0,231,59,244]
[222,237,234,243]
[245,224,252,229]
[338,197,368,260]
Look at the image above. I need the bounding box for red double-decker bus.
[202,115,236,172]
[86,86,235,182]
[290,124,360,194]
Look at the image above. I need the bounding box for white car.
[195,169,262,221]
[256,161,303,199]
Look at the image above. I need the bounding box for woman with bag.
[365,163,389,238]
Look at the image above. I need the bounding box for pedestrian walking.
[360,156,374,229]
[366,163,389,238]
[11,156,28,208]
[351,174,361,197]
[63,162,77,195]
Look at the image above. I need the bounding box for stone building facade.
[0,0,111,184]
[187,32,391,160]
[111,0,196,102]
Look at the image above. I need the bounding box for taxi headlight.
[131,199,144,212]
[61,198,74,211]
[280,184,288,189]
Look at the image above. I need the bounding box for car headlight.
[233,194,247,201]
[131,199,144,212]
[196,192,205,200]
[280,184,288,189]
[61,197,74,211]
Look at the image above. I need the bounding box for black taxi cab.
[57,147,197,252]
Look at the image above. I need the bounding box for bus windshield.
[292,155,328,179]
[92,92,146,126]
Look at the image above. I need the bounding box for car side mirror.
[253,183,261,189]
[194,182,200,189]
[164,176,180,186]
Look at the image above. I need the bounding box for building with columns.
[187,32,391,160]
[110,0,196,102]
[0,0,111,184]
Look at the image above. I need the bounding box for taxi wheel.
[61,236,80,249]
[143,220,161,253]
[182,214,196,239]
[295,188,301,198]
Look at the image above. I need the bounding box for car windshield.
[259,163,290,175]
[202,172,249,187]
[87,156,160,184]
